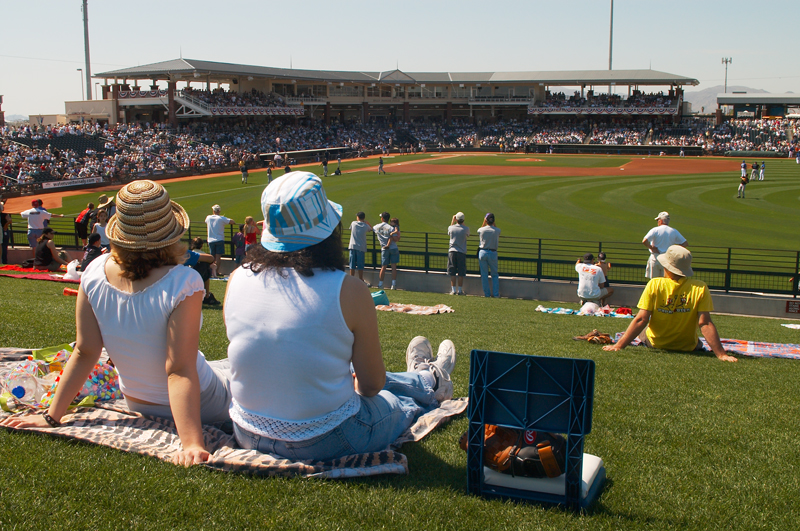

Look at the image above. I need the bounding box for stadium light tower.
[608,0,614,71]
[77,68,85,100]
[721,57,732,93]
[82,0,92,100]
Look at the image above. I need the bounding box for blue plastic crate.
[466,349,605,511]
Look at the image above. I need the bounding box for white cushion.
[482,453,603,499]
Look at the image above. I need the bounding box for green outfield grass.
[51,154,800,251]
[1,277,799,530]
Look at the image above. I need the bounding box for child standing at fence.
[92,209,110,250]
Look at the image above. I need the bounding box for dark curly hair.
[244,223,345,277]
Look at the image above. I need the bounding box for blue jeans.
[233,371,437,461]
[479,249,499,297]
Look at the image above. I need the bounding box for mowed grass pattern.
[53,154,800,251]
[1,278,800,530]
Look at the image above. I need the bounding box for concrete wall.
[5,247,798,320]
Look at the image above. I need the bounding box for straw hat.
[106,180,189,251]
[97,194,114,209]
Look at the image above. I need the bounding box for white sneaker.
[432,340,456,376]
[364,281,372,288]
[449,290,456,295]
[390,283,396,290]
[430,340,456,402]
[406,336,433,372]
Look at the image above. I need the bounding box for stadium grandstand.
[1,58,797,195]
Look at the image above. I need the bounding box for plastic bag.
[63,260,82,280]
[371,290,390,306]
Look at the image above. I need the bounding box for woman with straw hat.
[224,172,457,461]
[1,180,232,466]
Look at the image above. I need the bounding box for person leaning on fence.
[205,204,235,278]
[477,212,501,298]
[642,211,687,279]
[1,199,11,265]
[20,199,64,254]
[373,212,399,290]
[348,211,372,285]
[448,212,470,295]
[1,180,234,467]
[74,202,94,247]
[603,245,737,363]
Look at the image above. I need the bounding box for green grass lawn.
[1,276,800,530]
[51,155,800,252]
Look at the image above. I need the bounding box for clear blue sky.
[2,0,798,116]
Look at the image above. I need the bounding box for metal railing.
[7,220,799,297]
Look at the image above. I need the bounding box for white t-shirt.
[373,222,397,250]
[643,225,686,254]
[20,207,51,230]
[349,220,370,251]
[80,254,214,405]
[93,222,109,246]
[205,214,231,243]
[575,262,606,300]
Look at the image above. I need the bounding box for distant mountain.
[683,85,767,114]
[4,114,28,122]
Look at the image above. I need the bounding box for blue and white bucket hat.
[260,171,342,252]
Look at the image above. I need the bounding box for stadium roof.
[717,93,800,105]
[95,58,699,86]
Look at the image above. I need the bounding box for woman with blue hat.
[224,172,457,460]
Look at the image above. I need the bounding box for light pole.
[77,68,85,100]
[721,57,732,93]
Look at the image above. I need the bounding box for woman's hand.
[172,445,211,467]
[0,414,54,429]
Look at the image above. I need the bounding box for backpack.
[459,424,567,478]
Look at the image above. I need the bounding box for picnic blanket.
[535,305,633,319]
[376,303,454,315]
[612,334,800,360]
[0,273,80,284]
[0,348,467,478]
[0,265,57,273]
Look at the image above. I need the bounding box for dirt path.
[4,154,734,213]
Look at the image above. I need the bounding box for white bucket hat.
[260,172,342,252]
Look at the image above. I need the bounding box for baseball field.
[2,154,800,530]
[37,153,800,252]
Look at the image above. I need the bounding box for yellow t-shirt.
[637,277,714,352]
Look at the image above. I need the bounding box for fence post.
[725,248,732,293]
[424,233,429,273]
[73,219,79,248]
[537,239,542,280]
[795,251,800,299]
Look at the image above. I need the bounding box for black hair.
[88,233,101,245]
[381,212,390,222]
[597,252,607,261]
[244,223,345,277]
[356,211,365,220]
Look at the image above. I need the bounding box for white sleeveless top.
[81,254,215,405]
[225,267,359,441]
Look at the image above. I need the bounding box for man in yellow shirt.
[603,245,737,362]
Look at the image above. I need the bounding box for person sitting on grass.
[1,180,233,466]
[80,233,104,271]
[603,245,737,363]
[33,227,71,272]
[224,172,456,461]
[576,253,612,305]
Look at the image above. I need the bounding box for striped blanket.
[613,335,800,360]
[0,348,467,477]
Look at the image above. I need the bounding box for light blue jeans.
[233,371,437,461]
[479,249,500,297]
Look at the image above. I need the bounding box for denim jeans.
[233,371,437,461]
[479,250,499,297]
